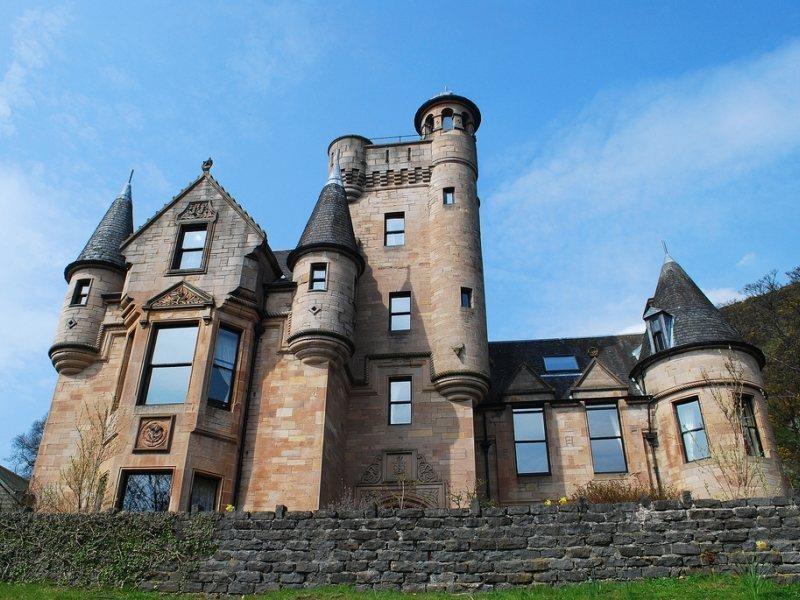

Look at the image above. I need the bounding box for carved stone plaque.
[134,416,174,452]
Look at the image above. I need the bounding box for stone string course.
[147,496,800,594]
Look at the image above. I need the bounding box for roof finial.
[327,150,343,186]
[662,240,675,264]
[118,169,134,200]
[202,157,213,173]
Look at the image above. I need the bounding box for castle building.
[33,93,788,511]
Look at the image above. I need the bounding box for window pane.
[182,229,206,249]
[208,366,233,405]
[386,217,404,231]
[152,326,198,364]
[513,410,545,441]
[179,249,203,270]
[461,288,472,308]
[189,475,219,512]
[390,295,410,313]
[145,365,192,404]
[744,427,763,457]
[386,232,405,246]
[312,268,326,280]
[683,429,710,461]
[390,403,411,424]
[122,472,172,512]
[391,314,410,331]
[591,438,627,473]
[516,442,548,474]
[214,328,239,369]
[741,397,756,427]
[677,400,703,432]
[311,280,326,290]
[543,356,579,371]
[390,379,411,402]
[587,406,621,438]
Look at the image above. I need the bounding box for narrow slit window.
[443,187,455,205]
[741,395,764,457]
[586,403,627,473]
[140,324,198,405]
[310,263,328,291]
[389,377,412,425]
[384,213,405,247]
[389,292,411,331]
[675,398,711,462]
[513,407,550,475]
[461,287,472,308]
[119,471,172,512]
[173,224,207,270]
[71,279,92,306]
[207,326,240,409]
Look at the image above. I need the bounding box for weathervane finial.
[661,240,675,264]
[202,157,213,173]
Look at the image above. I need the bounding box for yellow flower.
[755,540,768,551]
[543,499,552,506]
[225,504,235,513]
[558,497,568,505]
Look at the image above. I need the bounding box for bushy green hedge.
[0,512,217,588]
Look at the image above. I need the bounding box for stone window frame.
[460,287,473,309]
[673,396,711,463]
[309,262,328,292]
[384,212,405,247]
[70,278,92,306]
[167,221,215,276]
[188,469,222,512]
[388,291,412,332]
[585,401,628,474]
[740,394,764,457]
[388,376,412,426]
[137,320,200,406]
[443,187,455,205]
[512,404,551,476]
[205,322,242,411]
[116,468,173,512]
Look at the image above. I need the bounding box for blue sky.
[1,1,799,469]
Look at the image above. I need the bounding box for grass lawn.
[1,576,799,599]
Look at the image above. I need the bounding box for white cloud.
[737,252,757,267]
[617,323,646,335]
[485,40,800,340]
[703,287,745,306]
[0,7,69,135]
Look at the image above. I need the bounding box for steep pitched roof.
[637,255,745,364]
[0,465,28,504]
[286,163,362,272]
[65,172,134,280]
[487,335,643,404]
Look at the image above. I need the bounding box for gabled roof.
[636,256,746,364]
[286,164,362,273]
[571,358,628,391]
[487,335,643,404]
[65,173,134,281]
[0,465,28,502]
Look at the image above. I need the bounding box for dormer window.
[172,224,208,271]
[646,311,674,353]
[543,355,580,374]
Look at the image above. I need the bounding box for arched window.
[442,109,454,131]
[461,112,470,131]
[423,115,434,136]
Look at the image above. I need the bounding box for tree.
[8,415,46,478]
[721,266,800,488]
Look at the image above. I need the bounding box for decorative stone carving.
[360,455,383,484]
[66,318,77,329]
[177,200,215,222]
[416,453,441,483]
[134,416,174,452]
[356,450,445,508]
[147,282,213,310]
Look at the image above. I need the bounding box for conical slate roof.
[64,172,134,280]
[286,163,362,272]
[636,254,747,364]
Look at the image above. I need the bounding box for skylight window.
[543,355,579,373]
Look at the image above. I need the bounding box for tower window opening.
[309,263,328,291]
[442,109,454,131]
[389,292,411,331]
[388,377,412,425]
[385,149,389,163]
[461,112,470,130]
[71,278,92,306]
[384,212,405,246]
[675,397,710,462]
[423,115,434,136]
[461,287,472,308]
[443,187,455,205]
[646,311,673,353]
[407,147,411,161]
[172,224,208,271]
[740,395,764,457]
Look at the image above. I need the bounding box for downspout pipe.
[233,322,264,509]
[480,410,492,501]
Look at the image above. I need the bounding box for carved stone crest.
[177,201,215,222]
[355,450,445,508]
[147,282,213,310]
[134,416,174,452]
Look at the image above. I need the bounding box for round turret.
[419,92,490,404]
[327,135,371,202]
[286,162,363,366]
[50,174,133,374]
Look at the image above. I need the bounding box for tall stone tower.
[50,173,133,374]
[417,93,490,404]
[631,253,787,497]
